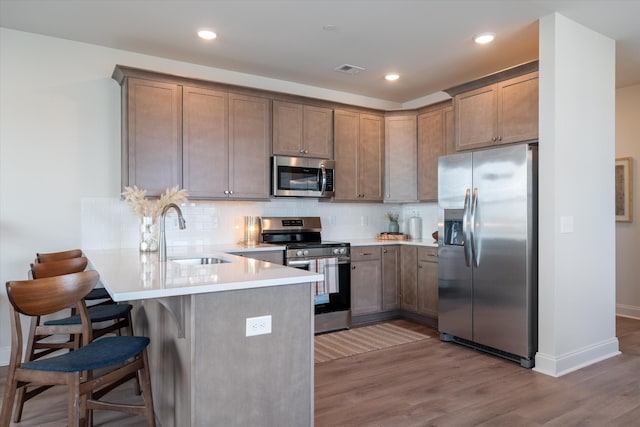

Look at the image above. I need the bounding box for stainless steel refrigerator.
[438,144,537,368]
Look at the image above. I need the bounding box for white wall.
[535,14,619,376]
[615,84,640,318]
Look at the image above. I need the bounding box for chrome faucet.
[159,203,187,262]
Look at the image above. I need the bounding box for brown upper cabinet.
[418,102,453,202]
[272,101,333,159]
[384,113,418,202]
[183,87,271,199]
[334,110,384,201]
[121,78,182,197]
[454,71,539,151]
[114,66,271,200]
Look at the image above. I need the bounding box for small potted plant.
[385,212,400,233]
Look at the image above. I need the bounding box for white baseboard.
[616,304,640,319]
[533,337,620,377]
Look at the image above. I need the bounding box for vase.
[388,221,399,233]
[140,216,158,252]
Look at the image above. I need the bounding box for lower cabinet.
[350,244,438,326]
[401,246,439,322]
[417,247,439,318]
[350,246,382,316]
[382,246,401,311]
[400,246,418,312]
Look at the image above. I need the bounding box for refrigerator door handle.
[470,187,479,267]
[462,188,472,267]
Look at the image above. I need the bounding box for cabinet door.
[417,247,439,318]
[400,246,418,313]
[382,246,400,311]
[351,246,382,315]
[454,84,498,151]
[333,110,360,200]
[498,72,539,145]
[385,114,417,202]
[228,93,271,199]
[272,101,303,156]
[418,108,446,202]
[358,114,384,201]
[126,78,181,196]
[183,86,229,198]
[303,105,333,159]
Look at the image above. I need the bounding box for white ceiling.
[1,0,639,105]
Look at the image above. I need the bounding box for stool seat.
[86,287,110,300]
[22,336,150,372]
[44,303,133,326]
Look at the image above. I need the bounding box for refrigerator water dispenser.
[444,209,464,246]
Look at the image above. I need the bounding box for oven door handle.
[287,260,312,267]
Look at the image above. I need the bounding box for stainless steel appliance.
[260,217,350,333]
[438,144,538,368]
[271,156,335,198]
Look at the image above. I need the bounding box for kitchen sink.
[170,257,230,265]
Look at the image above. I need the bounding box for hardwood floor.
[315,317,640,427]
[1,317,638,426]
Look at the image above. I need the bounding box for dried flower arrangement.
[385,212,400,223]
[121,186,189,220]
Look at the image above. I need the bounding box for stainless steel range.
[260,217,351,333]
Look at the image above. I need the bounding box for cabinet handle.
[383,249,387,253]
[299,149,305,153]
[224,190,229,195]
[418,264,423,268]
[229,190,234,195]
[492,136,497,142]
[352,265,356,270]
[304,150,309,154]
[498,135,502,141]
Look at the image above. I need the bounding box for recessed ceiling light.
[385,73,400,81]
[198,30,217,40]
[323,24,337,31]
[474,32,495,44]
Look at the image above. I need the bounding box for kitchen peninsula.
[84,247,322,427]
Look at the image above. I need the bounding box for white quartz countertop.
[84,247,322,302]
[349,238,438,248]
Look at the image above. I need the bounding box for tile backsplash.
[81,198,438,250]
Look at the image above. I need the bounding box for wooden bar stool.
[1,271,155,426]
[11,256,137,423]
[34,249,111,302]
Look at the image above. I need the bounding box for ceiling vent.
[334,64,365,74]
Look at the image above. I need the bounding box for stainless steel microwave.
[271,156,335,198]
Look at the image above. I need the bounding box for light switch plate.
[560,216,574,233]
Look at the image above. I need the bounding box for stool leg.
[0,364,18,425]
[140,349,156,427]
[13,316,39,422]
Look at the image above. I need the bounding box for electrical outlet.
[246,315,272,337]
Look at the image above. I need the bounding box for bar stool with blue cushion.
[1,270,155,426]
[35,249,111,302]
[11,256,136,423]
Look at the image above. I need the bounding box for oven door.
[287,258,350,314]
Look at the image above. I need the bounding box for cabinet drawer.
[351,246,382,260]
[418,246,438,261]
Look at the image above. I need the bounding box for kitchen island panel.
[134,283,313,427]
